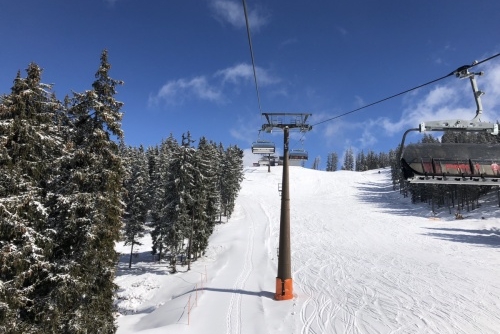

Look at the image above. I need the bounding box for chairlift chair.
[289,148,308,161]
[400,64,500,185]
[251,139,275,154]
[401,143,500,184]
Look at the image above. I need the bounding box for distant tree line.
[324,148,391,172]
[0,52,244,333]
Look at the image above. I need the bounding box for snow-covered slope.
[115,167,500,334]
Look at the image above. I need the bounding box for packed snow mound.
[115,166,500,334]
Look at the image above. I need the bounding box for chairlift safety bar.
[405,175,500,186]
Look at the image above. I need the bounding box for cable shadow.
[175,287,275,300]
[201,288,275,299]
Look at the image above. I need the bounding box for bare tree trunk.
[187,211,195,271]
[158,243,163,263]
[128,238,134,269]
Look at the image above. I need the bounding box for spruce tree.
[342,147,355,171]
[190,138,220,262]
[0,64,71,333]
[312,156,321,170]
[220,145,244,220]
[49,50,125,333]
[150,135,178,262]
[122,146,148,269]
[326,152,338,171]
[164,133,196,273]
[355,150,366,171]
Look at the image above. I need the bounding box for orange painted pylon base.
[274,278,293,300]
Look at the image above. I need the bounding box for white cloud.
[149,76,223,107]
[481,62,500,112]
[354,95,365,108]
[268,87,289,98]
[337,27,348,36]
[280,38,298,48]
[358,122,378,147]
[242,148,259,167]
[149,62,280,109]
[228,115,261,143]
[209,0,269,31]
[216,63,280,86]
[104,0,118,6]
[148,64,280,107]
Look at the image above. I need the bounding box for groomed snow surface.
[114,167,500,334]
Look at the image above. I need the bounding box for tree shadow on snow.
[355,181,430,218]
[422,227,500,248]
[116,250,174,276]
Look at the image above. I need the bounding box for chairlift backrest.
[252,140,275,154]
[401,142,500,185]
[289,149,308,160]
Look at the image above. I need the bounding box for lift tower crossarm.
[262,112,313,133]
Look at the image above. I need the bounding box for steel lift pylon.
[261,113,312,300]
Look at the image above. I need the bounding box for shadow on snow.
[422,227,500,248]
[174,287,275,300]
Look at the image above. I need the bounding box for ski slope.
[115,167,500,333]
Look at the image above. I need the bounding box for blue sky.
[2,0,500,168]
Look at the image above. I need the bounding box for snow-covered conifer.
[192,138,221,258]
[220,145,244,220]
[48,50,125,333]
[163,133,196,273]
[149,135,178,262]
[326,152,338,171]
[0,63,69,333]
[122,145,149,268]
[342,147,355,171]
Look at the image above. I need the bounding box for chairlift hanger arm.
[417,66,497,135]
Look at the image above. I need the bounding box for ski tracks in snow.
[225,198,256,334]
[292,172,500,334]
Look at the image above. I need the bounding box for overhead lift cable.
[311,52,500,128]
[242,0,263,114]
[290,52,500,148]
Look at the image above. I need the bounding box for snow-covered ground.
[114,167,500,333]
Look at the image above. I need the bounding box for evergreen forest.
[0,52,244,333]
